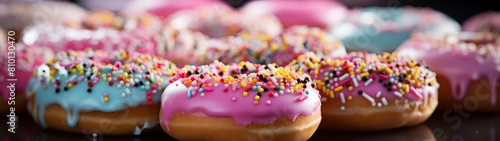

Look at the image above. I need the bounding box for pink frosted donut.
[287,52,439,131]
[463,11,500,32]
[122,0,229,18]
[397,32,500,112]
[168,5,282,38]
[160,61,322,140]
[240,0,348,28]
[22,10,162,55]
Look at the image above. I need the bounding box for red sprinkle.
[379,74,390,80]
[268,93,274,97]
[55,81,61,86]
[223,88,229,92]
[87,82,93,87]
[73,81,77,85]
[148,101,153,106]
[145,75,149,80]
[147,96,152,100]
[339,78,350,86]
[108,81,114,86]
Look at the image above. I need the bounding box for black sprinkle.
[386,88,392,92]
[55,88,60,93]
[357,90,363,95]
[64,87,69,91]
[311,84,316,88]
[361,77,368,81]
[139,81,144,85]
[200,75,204,79]
[263,88,269,92]
[257,92,262,97]
[187,71,192,76]
[134,83,139,87]
[264,65,270,70]
[263,78,268,83]
[379,79,383,83]
[302,85,307,89]
[87,88,92,93]
[87,76,92,80]
[218,72,224,76]
[194,70,200,74]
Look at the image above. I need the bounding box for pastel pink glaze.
[463,12,500,32]
[397,32,500,105]
[160,64,321,130]
[0,45,51,102]
[241,0,348,28]
[122,0,229,18]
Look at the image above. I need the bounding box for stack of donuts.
[0,0,498,140]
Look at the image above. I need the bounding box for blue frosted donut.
[330,7,460,53]
[26,49,177,135]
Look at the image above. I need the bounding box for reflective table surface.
[1,110,499,141]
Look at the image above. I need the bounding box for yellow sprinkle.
[259,88,264,93]
[403,84,409,93]
[334,86,343,92]
[123,72,128,78]
[383,67,393,74]
[255,95,260,100]
[243,92,248,97]
[215,77,220,83]
[360,72,369,77]
[254,101,259,105]
[397,83,402,88]
[68,83,73,88]
[240,82,247,88]
[347,96,353,101]
[357,64,366,72]
[329,92,334,98]
[103,97,109,102]
[407,60,416,68]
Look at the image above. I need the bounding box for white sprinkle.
[334,78,339,82]
[224,84,229,87]
[364,78,373,86]
[117,84,122,88]
[279,90,284,95]
[125,88,131,94]
[339,74,349,81]
[122,93,126,97]
[273,93,278,97]
[271,77,277,84]
[381,97,388,106]
[120,81,124,84]
[394,92,403,97]
[69,75,76,81]
[191,81,197,86]
[357,75,362,81]
[340,93,346,104]
[145,81,150,85]
[377,103,382,107]
[351,76,359,87]
[340,106,345,111]
[321,97,327,102]
[361,92,375,104]
[214,83,219,87]
[200,93,205,97]
[376,91,382,98]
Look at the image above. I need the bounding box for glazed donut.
[241,0,348,29]
[160,61,322,141]
[330,7,460,53]
[0,44,53,114]
[194,25,346,66]
[122,0,229,18]
[168,5,282,38]
[287,52,439,131]
[22,10,163,55]
[26,49,177,135]
[0,1,86,38]
[397,32,500,112]
[463,11,500,32]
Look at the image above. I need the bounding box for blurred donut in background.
[463,11,500,32]
[240,0,348,29]
[121,0,230,18]
[0,1,86,36]
[330,6,460,53]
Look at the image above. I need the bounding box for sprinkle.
[381,97,388,106]
[241,81,247,87]
[254,101,259,105]
[377,103,382,107]
[347,96,352,101]
[103,97,109,103]
[266,100,271,105]
[243,92,248,97]
[361,92,376,106]
[334,86,343,92]
[364,78,373,86]
[200,93,205,97]
[187,87,193,98]
[231,97,237,101]
[376,91,382,98]
[255,95,260,100]
[125,88,131,94]
[340,106,345,111]
[351,76,359,87]
[340,93,346,104]
[394,92,403,97]
[339,74,349,81]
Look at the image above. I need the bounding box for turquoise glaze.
[331,7,460,53]
[26,50,176,135]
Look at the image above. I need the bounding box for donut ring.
[287,52,439,131]
[122,0,230,18]
[26,49,177,135]
[192,25,346,66]
[330,7,460,53]
[463,11,500,32]
[168,5,282,38]
[22,10,163,56]
[398,32,500,112]
[160,61,322,141]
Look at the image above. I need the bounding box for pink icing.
[160,63,321,130]
[122,0,229,18]
[397,32,500,105]
[240,0,348,28]
[463,11,500,32]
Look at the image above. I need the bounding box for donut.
[287,52,439,131]
[160,61,322,141]
[122,0,229,18]
[26,49,177,135]
[240,0,348,29]
[330,7,460,53]
[0,1,86,39]
[463,11,500,32]
[397,32,500,112]
[22,10,162,56]
[192,25,346,66]
[0,44,53,114]
[168,5,282,38]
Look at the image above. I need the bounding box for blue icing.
[25,51,175,135]
[330,7,460,53]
